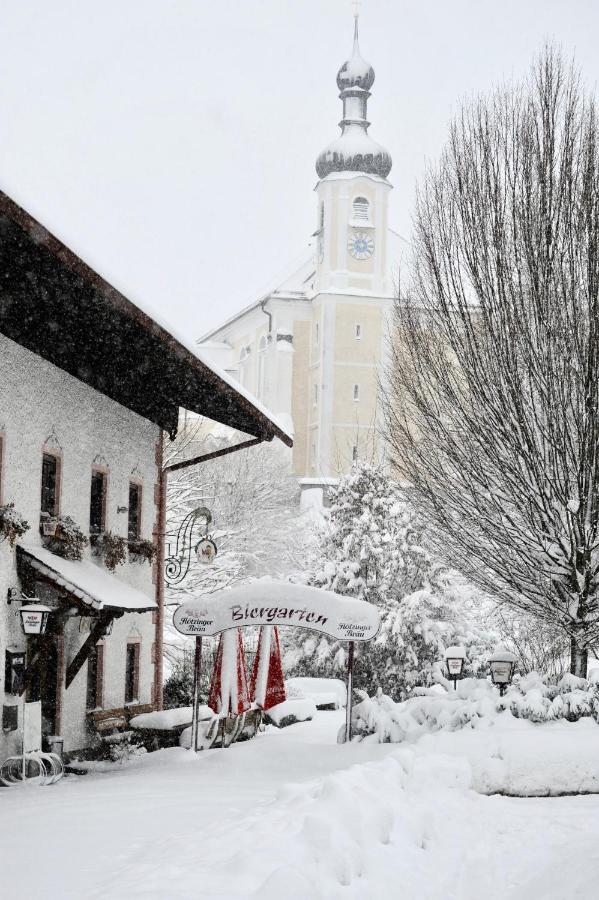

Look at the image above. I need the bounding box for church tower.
[301,10,394,491]
[314,11,392,297]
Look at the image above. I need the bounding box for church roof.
[198,253,315,342]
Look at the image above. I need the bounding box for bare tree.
[163,424,309,667]
[384,47,599,676]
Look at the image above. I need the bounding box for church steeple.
[316,9,392,180]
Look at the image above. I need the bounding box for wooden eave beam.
[65,612,117,689]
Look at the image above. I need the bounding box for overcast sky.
[1,0,599,338]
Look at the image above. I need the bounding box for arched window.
[319,202,325,231]
[352,197,370,222]
[238,345,250,387]
[257,336,268,399]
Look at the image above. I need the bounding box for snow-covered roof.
[200,227,407,344]
[18,544,157,613]
[0,190,292,448]
[199,251,315,342]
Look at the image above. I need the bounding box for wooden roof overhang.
[0,190,292,445]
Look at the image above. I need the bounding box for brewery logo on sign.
[195,538,217,565]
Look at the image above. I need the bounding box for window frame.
[128,480,142,541]
[89,467,108,536]
[352,196,370,223]
[86,642,104,710]
[41,449,62,518]
[125,641,141,704]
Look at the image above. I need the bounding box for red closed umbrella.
[251,625,286,711]
[208,629,251,716]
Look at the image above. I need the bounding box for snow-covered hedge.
[349,672,599,743]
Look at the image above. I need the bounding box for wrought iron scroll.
[165,506,212,587]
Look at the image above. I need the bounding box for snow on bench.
[285,677,347,709]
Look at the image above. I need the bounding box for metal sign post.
[190,636,203,752]
[345,640,355,744]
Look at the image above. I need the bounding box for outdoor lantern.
[444,645,466,689]
[489,648,517,696]
[19,604,53,636]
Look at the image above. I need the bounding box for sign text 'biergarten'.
[173,581,381,642]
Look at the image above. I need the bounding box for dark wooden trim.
[154,434,165,709]
[65,614,114,689]
[165,437,263,474]
[54,632,65,735]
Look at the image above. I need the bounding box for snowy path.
[1,712,599,899]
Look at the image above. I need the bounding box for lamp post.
[444,645,466,690]
[489,648,517,696]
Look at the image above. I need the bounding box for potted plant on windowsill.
[128,538,157,565]
[40,512,59,538]
[43,515,88,560]
[91,530,127,571]
[0,503,30,546]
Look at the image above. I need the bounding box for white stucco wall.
[0,333,160,756]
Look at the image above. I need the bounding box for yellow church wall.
[334,303,382,363]
[332,364,378,424]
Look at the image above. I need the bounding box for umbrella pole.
[345,640,355,743]
[191,636,203,752]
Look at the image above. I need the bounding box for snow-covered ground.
[2,712,599,899]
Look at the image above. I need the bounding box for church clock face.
[348,231,374,260]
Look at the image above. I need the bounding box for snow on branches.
[284,462,495,698]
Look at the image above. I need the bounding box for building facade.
[0,190,290,761]
[0,332,160,758]
[199,14,397,502]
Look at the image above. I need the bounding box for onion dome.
[316,13,392,180]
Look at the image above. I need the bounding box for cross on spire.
[352,0,361,43]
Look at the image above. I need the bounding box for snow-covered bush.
[91,531,127,570]
[128,538,157,564]
[349,673,599,743]
[284,463,496,699]
[0,503,29,546]
[45,515,87,560]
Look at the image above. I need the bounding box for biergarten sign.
[173,581,381,747]
[173,582,380,642]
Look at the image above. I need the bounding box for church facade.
[199,16,397,501]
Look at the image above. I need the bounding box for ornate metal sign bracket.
[165,506,214,587]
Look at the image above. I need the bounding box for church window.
[353,384,360,401]
[313,383,318,406]
[319,202,325,231]
[257,337,267,400]
[352,197,370,222]
[315,322,319,345]
[355,323,362,340]
[352,445,358,462]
